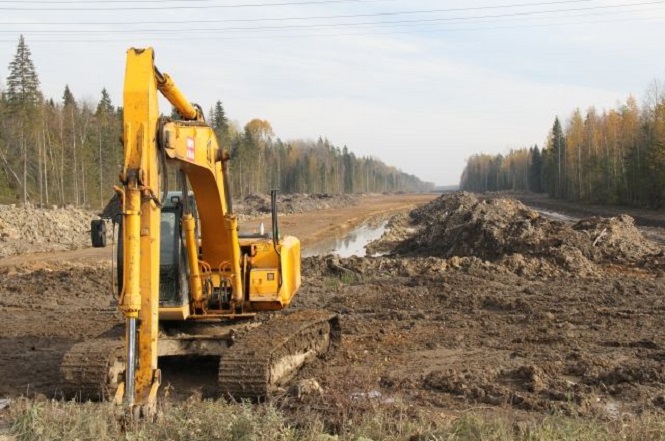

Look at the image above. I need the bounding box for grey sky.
[1,0,665,186]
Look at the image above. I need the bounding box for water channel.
[299,208,577,258]
[302,221,388,258]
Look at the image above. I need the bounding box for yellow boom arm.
[118,47,211,412]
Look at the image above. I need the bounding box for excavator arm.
[117,47,243,412]
[116,48,163,412]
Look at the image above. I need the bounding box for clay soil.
[1,192,665,424]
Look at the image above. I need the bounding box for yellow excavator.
[61,48,339,415]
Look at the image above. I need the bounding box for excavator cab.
[116,191,198,308]
[158,192,198,307]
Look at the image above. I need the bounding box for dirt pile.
[364,212,414,256]
[235,193,356,218]
[0,205,101,258]
[389,192,662,276]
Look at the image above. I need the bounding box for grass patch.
[324,272,362,289]
[7,398,665,441]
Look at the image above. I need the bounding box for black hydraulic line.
[270,189,279,245]
[180,170,189,215]
[270,189,282,289]
[222,159,233,215]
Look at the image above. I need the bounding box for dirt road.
[506,192,665,227]
[0,193,434,268]
[498,192,665,246]
[243,193,435,248]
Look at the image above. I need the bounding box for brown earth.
[242,193,435,249]
[501,191,665,228]
[1,191,665,425]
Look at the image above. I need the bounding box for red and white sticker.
[186,137,195,161]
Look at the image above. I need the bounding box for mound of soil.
[0,205,101,258]
[391,192,662,276]
[235,193,356,218]
[365,212,414,256]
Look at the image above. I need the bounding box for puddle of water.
[303,221,388,258]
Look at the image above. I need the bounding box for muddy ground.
[1,192,664,425]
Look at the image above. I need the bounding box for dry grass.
[6,397,665,441]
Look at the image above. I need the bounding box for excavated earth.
[1,192,665,424]
[0,205,101,258]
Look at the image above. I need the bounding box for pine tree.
[529,145,543,192]
[212,100,228,131]
[95,88,117,209]
[96,88,113,116]
[5,35,42,204]
[61,84,80,204]
[211,100,229,148]
[542,117,566,198]
[6,35,41,110]
[552,117,566,198]
[62,84,75,107]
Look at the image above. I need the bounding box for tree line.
[0,36,433,209]
[460,82,665,208]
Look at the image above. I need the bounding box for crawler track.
[219,310,340,400]
[60,339,125,401]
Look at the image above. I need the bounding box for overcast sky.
[1,0,665,186]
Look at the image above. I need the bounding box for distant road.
[494,192,665,246]
[0,193,436,267]
[508,192,665,228]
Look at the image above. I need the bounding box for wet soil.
[1,192,665,423]
[288,192,665,420]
